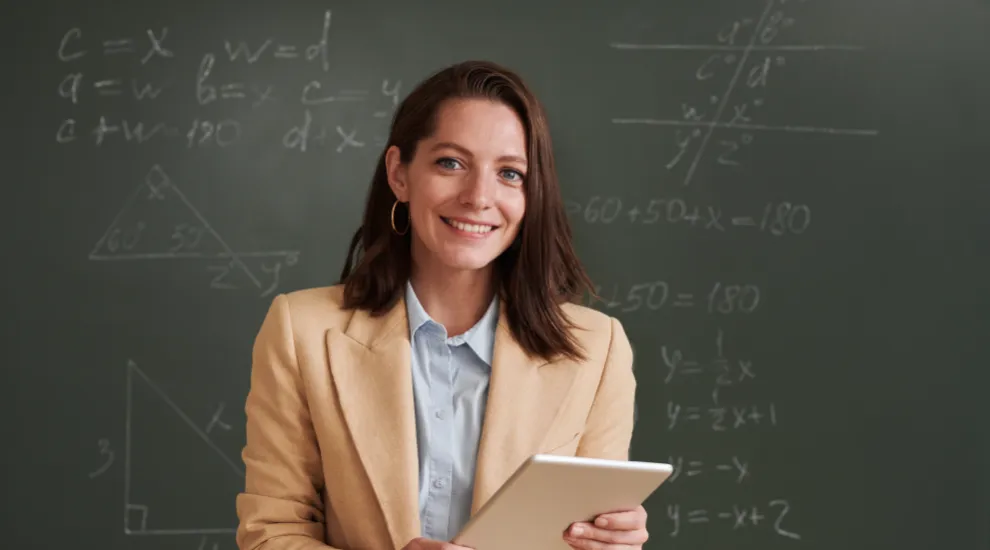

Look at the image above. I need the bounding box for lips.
[441,216,497,234]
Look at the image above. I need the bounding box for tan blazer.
[235,285,636,550]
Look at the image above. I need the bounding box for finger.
[560,532,631,550]
[593,508,646,531]
[565,522,647,546]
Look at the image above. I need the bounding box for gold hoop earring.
[390,200,409,236]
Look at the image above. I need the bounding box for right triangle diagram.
[91,165,235,261]
[124,360,242,536]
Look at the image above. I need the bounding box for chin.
[438,252,501,272]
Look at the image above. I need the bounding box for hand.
[562,505,649,549]
[400,537,473,550]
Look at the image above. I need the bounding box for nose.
[459,169,495,210]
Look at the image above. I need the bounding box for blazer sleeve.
[236,294,340,550]
[575,316,637,460]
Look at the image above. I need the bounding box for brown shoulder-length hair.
[338,60,595,362]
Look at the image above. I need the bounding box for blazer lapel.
[470,306,582,515]
[326,298,420,549]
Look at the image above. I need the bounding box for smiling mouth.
[441,217,498,234]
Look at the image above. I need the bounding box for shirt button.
[433,478,446,489]
[435,410,446,420]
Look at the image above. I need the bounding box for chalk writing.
[664,327,756,404]
[88,438,115,478]
[57,27,174,64]
[123,360,239,536]
[604,5,828,547]
[283,109,368,153]
[205,403,231,434]
[56,112,401,150]
[679,2,777,181]
[53,15,400,152]
[196,53,277,107]
[301,81,368,105]
[611,0,878,180]
[666,400,778,432]
[376,79,403,116]
[666,500,801,539]
[663,328,754,381]
[565,196,811,236]
[90,116,176,145]
[666,455,751,484]
[58,74,165,104]
[587,281,760,315]
[186,119,241,148]
[89,165,299,296]
[220,9,331,71]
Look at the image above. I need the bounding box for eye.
[500,169,525,184]
[436,157,463,170]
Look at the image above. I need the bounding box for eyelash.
[436,157,525,184]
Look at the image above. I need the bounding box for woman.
[235,60,648,550]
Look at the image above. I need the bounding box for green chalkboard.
[5,0,988,549]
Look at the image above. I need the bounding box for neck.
[409,262,496,338]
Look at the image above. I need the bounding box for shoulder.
[559,302,632,363]
[259,284,355,335]
[280,283,349,317]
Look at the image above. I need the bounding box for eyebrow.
[430,141,527,166]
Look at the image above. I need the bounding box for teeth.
[444,217,495,234]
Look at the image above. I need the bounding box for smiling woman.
[388,100,529,287]
[235,60,648,550]
[339,61,592,358]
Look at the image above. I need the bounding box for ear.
[384,145,410,202]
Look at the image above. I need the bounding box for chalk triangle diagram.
[124,360,242,536]
[90,165,236,261]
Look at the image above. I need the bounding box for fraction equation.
[663,328,756,404]
[667,401,778,432]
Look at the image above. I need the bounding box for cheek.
[409,200,433,228]
[407,179,448,226]
[503,195,526,228]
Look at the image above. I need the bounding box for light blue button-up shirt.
[405,281,498,542]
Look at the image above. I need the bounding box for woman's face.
[386,98,528,276]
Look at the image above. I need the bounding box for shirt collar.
[405,281,499,367]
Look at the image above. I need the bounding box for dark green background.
[5,1,988,549]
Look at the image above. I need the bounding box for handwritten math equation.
[603,2,866,544]
[667,400,778,432]
[53,10,402,153]
[567,196,811,236]
[666,500,801,540]
[662,328,757,408]
[666,455,752,484]
[587,281,761,315]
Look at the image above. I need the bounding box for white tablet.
[452,454,673,550]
